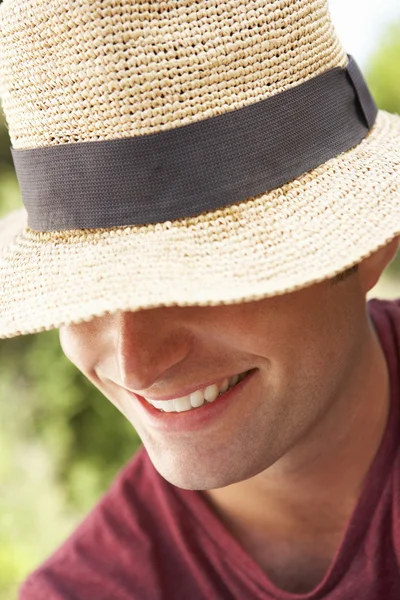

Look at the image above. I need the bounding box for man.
[0,0,399,598]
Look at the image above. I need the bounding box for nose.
[115,308,192,392]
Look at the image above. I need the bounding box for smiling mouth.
[142,371,251,413]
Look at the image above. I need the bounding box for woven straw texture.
[0,0,399,338]
[0,0,347,148]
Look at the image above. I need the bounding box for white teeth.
[190,390,205,408]
[152,400,166,410]
[229,374,239,387]
[204,383,219,403]
[173,396,192,412]
[150,399,176,412]
[220,378,229,394]
[145,371,249,413]
[160,401,176,413]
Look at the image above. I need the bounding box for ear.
[358,236,400,294]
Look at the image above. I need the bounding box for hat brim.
[1,110,400,339]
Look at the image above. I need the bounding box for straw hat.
[0,0,399,339]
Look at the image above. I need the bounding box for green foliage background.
[0,22,400,600]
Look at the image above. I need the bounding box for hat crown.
[0,0,347,150]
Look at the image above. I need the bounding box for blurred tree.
[365,26,400,276]
[0,110,13,173]
[0,331,140,510]
[0,111,22,217]
[366,24,400,115]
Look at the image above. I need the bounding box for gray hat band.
[11,56,377,232]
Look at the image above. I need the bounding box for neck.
[203,318,390,546]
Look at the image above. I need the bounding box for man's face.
[59,275,366,491]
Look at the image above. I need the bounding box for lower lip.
[129,370,256,433]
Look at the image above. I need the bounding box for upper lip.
[127,372,247,402]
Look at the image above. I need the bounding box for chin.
[146,445,260,491]
[151,456,223,490]
[159,470,234,491]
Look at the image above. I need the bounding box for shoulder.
[18,447,162,600]
[368,297,400,372]
[368,297,400,331]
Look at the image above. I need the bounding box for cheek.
[252,306,350,402]
[273,313,359,421]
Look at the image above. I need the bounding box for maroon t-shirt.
[20,299,400,600]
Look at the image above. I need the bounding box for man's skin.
[59,236,399,594]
